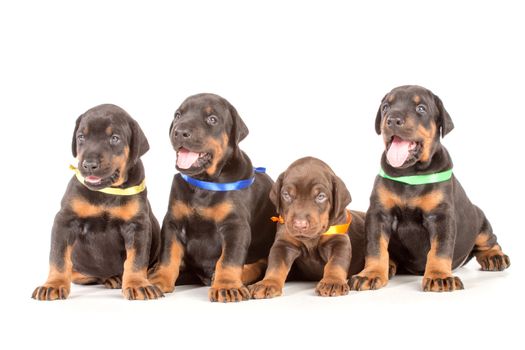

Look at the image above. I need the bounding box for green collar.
[379,168,453,185]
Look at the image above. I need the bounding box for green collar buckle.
[379,168,453,185]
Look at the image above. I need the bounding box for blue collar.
[180,167,266,191]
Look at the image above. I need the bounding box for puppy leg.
[149,227,184,293]
[249,241,300,299]
[316,236,351,297]
[422,237,464,292]
[32,216,75,300]
[473,217,510,271]
[241,258,267,285]
[350,233,390,291]
[121,223,163,300]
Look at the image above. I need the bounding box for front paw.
[249,279,283,299]
[208,284,250,303]
[32,283,70,301]
[422,274,464,292]
[122,281,164,300]
[350,270,388,291]
[315,279,349,297]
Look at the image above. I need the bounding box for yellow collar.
[271,210,352,236]
[69,165,146,196]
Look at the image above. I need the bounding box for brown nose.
[292,218,309,232]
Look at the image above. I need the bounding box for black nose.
[386,115,405,127]
[174,128,192,139]
[82,159,100,171]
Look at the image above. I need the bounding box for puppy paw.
[208,285,250,303]
[350,270,388,291]
[422,274,464,292]
[249,279,283,299]
[478,253,510,271]
[32,283,70,301]
[148,274,175,293]
[388,259,397,279]
[315,279,349,297]
[122,281,164,300]
[103,276,122,289]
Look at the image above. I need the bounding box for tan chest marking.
[377,184,443,212]
[71,197,140,221]
[171,200,233,222]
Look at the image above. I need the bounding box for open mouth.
[386,136,422,168]
[176,147,212,170]
[81,169,120,189]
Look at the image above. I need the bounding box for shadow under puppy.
[32,104,162,300]
[250,157,366,298]
[149,93,275,302]
[351,85,510,292]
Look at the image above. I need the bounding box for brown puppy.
[250,157,366,298]
[32,104,161,300]
[351,85,510,292]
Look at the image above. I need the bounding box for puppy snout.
[292,218,309,232]
[174,127,192,140]
[82,159,100,171]
[386,114,405,128]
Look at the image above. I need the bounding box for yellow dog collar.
[271,210,352,236]
[69,165,146,196]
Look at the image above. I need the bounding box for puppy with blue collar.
[149,93,276,302]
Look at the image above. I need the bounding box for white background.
[1,1,523,349]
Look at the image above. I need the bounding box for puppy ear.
[129,119,150,165]
[434,94,454,137]
[375,94,388,135]
[229,104,249,145]
[329,174,352,224]
[71,114,83,157]
[269,173,284,213]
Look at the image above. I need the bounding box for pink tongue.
[85,176,101,184]
[387,137,412,168]
[177,148,200,169]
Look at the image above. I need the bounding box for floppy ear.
[434,94,454,137]
[229,104,249,145]
[129,119,150,165]
[71,114,83,157]
[269,173,284,213]
[329,174,352,224]
[375,94,388,135]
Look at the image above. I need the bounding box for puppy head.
[72,104,149,190]
[270,157,351,241]
[169,93,248,177]
[374,85,454,168]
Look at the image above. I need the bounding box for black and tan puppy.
[351,85,510,292]
[32,104,162,300]
[249,157,366,298]
[149,93,275,302]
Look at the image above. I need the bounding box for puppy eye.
[416,104,427,114]
[77,134,85,143]
[315,193,327,203]
[282,191,292,202]
[110,135,120,145]
[382,104,390,113]
[174,112,182,120]
[206,115,218,125]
